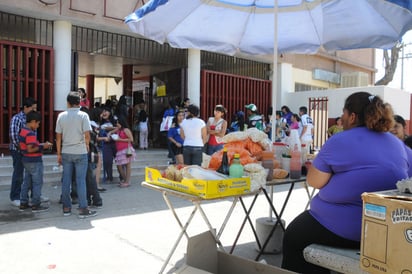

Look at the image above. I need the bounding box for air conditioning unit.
[340,72,369,88]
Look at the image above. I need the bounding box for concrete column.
[53,21,72,111]
[123,64,133,97]
[278,62,294,107]
[187,49,201,106]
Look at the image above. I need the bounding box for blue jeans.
[10,149,24,201]
[61,153,88,209]
[183,146,203,166]
[21,161,43,206]
[207,144,223,155]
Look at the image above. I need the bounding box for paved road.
[0,168,314,274]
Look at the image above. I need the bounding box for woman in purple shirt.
[282,92,412,273]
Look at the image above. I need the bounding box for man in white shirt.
[299,106,314,146]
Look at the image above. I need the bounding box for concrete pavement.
[0,150,315,274]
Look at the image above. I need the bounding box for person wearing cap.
[180,104,207,165]
[9,97,38,207]
[245,103,265,131]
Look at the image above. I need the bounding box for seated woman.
[281,92,412,273]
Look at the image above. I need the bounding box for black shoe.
[97,187,106,192]
[92,201,103,209]
[19,203,30,211]
[32,204,49,213]
[78,209,97,219]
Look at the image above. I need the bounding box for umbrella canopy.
[125,0,412,56]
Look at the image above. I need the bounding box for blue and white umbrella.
[125,0,412,56]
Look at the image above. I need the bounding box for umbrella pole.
[269,0,279,221]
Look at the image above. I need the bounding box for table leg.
[194,201,225,252]
[303,182,316,210]
[216,197,238,241]
[255,187,293,261]
[269,185,274,221]
[163,192,190,239]
[160,203,198,274]
[229,193,259,254]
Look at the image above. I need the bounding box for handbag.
[160,116,173,132]
[126,143,133,157]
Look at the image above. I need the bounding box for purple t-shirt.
[310,127,412,241]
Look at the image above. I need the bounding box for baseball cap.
[245,103,257,112]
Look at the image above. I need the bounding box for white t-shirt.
[300,113,313,142]
[180,117,206,147]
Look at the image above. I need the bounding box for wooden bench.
[303,244,368,274]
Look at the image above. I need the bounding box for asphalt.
[0,150,314,274]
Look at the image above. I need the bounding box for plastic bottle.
[290,144,302,179]
[262,151,274,181]
[229,153,244,178]
[217,147,229,175]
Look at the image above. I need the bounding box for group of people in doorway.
[8,90,137,218]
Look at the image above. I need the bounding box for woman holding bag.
[112,116,135,188]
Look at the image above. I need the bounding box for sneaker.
[11,200,20,207]
[19,203,30,211]
[32,204,49,213]
[63,207,72,217]
[78,209,97,219]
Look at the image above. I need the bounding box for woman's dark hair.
[344,91,394,132]
[67,91,81,106]
[78,88,86,98]
[281,105,291,113]
[394,115,406,127]
[187,104,200,118]
[172,110,185,126]
[292,113,301,122]
[335,117,341,123]
[90,107,103,123]
[215,104,226,114]
[117,115,129,129]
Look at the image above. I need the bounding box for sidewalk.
[0,155,314,274]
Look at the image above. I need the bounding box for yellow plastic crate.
[145,167,251,199]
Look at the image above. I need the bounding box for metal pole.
[402,43,405,90]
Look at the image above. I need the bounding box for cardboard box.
[360,190,412,273]
[145,167,250,199]
[174,231,294,274]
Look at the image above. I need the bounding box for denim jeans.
[183,146,203,166]
[21,161,43,206]
[207,144,223,156]
[61,153,88,209]
[10,149,24,201]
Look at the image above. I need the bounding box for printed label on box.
[391,208,412,224]
[365,203,386,220]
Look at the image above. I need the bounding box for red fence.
[200,70,272,123]
[0,40,54,153]
[309,97,328,149]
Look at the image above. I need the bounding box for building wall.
[282,86,411,129]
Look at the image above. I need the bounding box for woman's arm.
[307,164,332,189]
[215,120,227,137]
[201,126,208,144]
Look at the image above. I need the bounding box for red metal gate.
[200,70,272,123]
[0,40,54,153]
[308,97,328,149]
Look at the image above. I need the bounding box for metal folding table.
[141,181,258,274]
